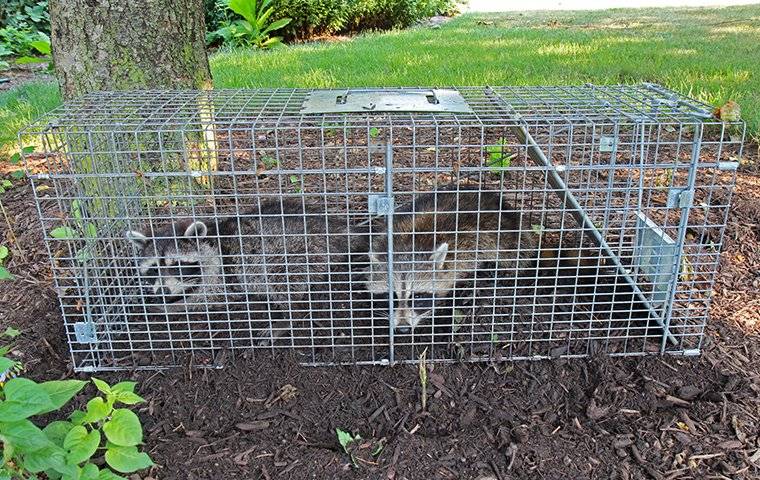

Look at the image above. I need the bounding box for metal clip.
[368,195,395,215]
[599,136,617,152]
[73,322,96,344]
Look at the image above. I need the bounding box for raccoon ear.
[125,231,148,248]
[183,221,208,238]
[430,243,449,270]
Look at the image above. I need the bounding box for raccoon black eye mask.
[125,221,212,305]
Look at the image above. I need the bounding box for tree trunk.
[49,0,212,99]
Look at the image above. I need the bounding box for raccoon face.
[364,242,458,331]
[125,220,222,312]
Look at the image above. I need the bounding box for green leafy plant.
[15,32,52,71]
[49,200,98,263]
[0,359,154,480]
[208,0,291,49]
[336,428,360,467]
[0,180,12,195]
[486,138,515,171]
[0,245,12,280]
[289,174,302,193]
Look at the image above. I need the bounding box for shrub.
[207,0,292,48]
[210,0,461,43]
[0,1,49,35]
[0,338,154,479]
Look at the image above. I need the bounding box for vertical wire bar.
[384,140,395,364]
[659,123,704,354]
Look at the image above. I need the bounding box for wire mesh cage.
[20,84,744,371]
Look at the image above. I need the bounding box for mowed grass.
[1,4,759,156]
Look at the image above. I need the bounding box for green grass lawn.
[2,4,759,156]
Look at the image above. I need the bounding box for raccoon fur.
[125,198,358,339]
[362,185,539,332]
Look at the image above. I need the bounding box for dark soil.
[2,166,760,479]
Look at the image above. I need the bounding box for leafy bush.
[0,0,50,69]
[209,0,460,44]
[0,1,49,35]
[207,0,292,48]
[0,343,154,479]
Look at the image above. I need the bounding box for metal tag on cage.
[368,195,395,215]
[74,321,97,344]
[633,211,677,305]
[300,89,473,114]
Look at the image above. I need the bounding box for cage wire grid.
[19,84,744,372]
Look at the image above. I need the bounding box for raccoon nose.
[397,326,411,334]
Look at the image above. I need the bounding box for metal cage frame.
[20,84,744,371]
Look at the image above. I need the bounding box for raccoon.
[125,198,357,338]
[362,185,539,332]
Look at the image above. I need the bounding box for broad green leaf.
[1,180,11,189]
[0,246,9,260]
[336,428,355,452]
[21,146,35,154]
[228,0,257,24]
[38,380,88,414]
[91,377,112,395]
[0,377,53,421]
[82,397,110,424]
[81,463,100,480]
[111,382,136,394]
[9,152,21,164]
[102,409,142,447]
[1,326,18,337]
[50,226,77,240]
[71,200,84,221]
[64,425,101,464]
[69,409,87,426]
[21,444,67,474]
[30,40,51,55]
[259,36,283,48]
[261,17,291,36]
[97,468,127,480]
[104,446,153,474]
[44,421,75,446]
[0,267,13,280]
[10,170,25,179]
[84,223,98,238]
[15,56,46,65]
[0,419,52,451]
[114,391,145,406]
[0,356,15,373]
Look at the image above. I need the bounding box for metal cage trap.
[20,84,744,371]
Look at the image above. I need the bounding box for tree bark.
[49,0,212,99]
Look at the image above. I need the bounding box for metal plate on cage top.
[300,89,473,114]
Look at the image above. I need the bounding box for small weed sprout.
[486,138,516,171]
[0,245,12,280]
[49,200,99,264]
[336,428,361,467]
[289,174,302,193]
[369,127,380,138]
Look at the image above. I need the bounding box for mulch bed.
[1,155,759,479]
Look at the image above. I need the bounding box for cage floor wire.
[20,84,744,371]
